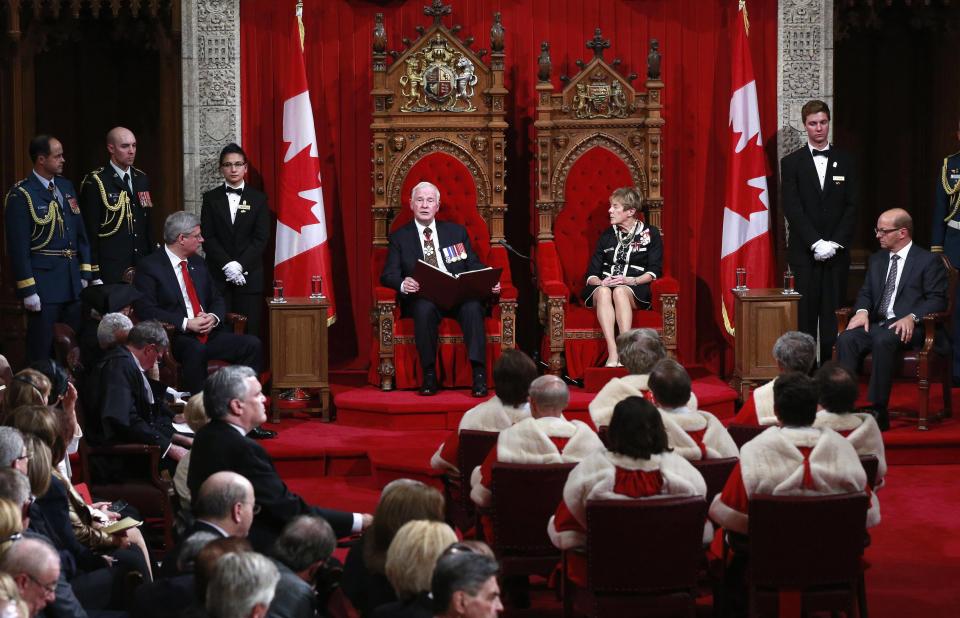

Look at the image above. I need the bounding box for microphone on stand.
[497,238,530,261]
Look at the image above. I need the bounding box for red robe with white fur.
[589,374,699,428]
[469,415,604,507]
[709,426,879,535]
[548,449,710,551]
[429,397,530,473]
[814,410,887,488]
[659,405,739,460]
[729,378,777,427]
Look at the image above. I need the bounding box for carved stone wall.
[182,0,241,215]
[777,0,834,159]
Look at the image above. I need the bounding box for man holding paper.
[381,181,500,397]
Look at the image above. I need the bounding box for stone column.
[777,0,834,159]
[182,0,241,215]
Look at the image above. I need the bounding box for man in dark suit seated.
[836,208,949,430]
[188,366,373,552]
[132,210,262,397]
[87,319,190,470]
[380,181,500,397]
[159,471,255,579]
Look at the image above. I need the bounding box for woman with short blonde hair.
[384,520,458,604]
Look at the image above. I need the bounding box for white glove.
[81,279,88,289]
[231,272,247,286]
[811,239,836,261]
[223,261,243,279]
[23,294,41,312]
[91,279,104,286]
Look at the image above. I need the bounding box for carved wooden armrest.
[835,307,854,332]
[225,312,248,334]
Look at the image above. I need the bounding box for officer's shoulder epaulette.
[131,165,146,176]
[947,150,960,161]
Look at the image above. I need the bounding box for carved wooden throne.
[534,32,678,379]
[368,3,517,390]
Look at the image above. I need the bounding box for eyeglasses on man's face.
[27,573,58,595]
[874,226,903,236]
[220,162,247,169]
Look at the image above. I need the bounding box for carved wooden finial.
[372,13,387,54]
[647,39,661,80]
[586,27,610,60]
[424,0,452,26]
[537,41,552,82]
[490,12,504,52]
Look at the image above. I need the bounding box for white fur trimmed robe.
[814,410,887,488]
[708,426,880,535]
[659,405,739,460]
[429,397,531,472]
[469,415,604,507]
[589,374,699,428]
[547,450,709,550]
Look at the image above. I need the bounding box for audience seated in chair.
[648,359,738,461]
[709,372,880,538]
[160,471,255,579]
[731,331,816,427]
[78,282,141,376]
[133,530,217,618]
[582,187,664,367]
[0,536,61,617]
[0,369,50,421]
[86,320,190,471]
[431,350,538,473]
[0,428,29,477]
[173,393,210,512]
[342,479,445,617]
[813,362,888,489]
[206,550,280,618]
[371,520,458,618]
[188,366,371,552]
[470,375,602,508]
[268,515,336,618]
[589,329,697,429]
[132,210,262,396]
[28,359,83,480]
[431,551,503,618]
[549,396,709,585]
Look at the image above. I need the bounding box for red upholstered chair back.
[554,147,634,300]
[393,152,491,262]
[748,493,868,588]
[859,455,879,491]
[728,424,767,449]
[690,457,738,506]
[490,462,575,555]
[585,496,706,592]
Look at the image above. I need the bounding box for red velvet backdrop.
[240,0,778,374]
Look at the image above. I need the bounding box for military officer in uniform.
[80,126,154,283]
[4,135,96,362]
[930,122,960,379]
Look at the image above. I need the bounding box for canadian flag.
[720,0,773,334]
[273,4,336,323]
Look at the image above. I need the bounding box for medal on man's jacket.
[442,243,467,263]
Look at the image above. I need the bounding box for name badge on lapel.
[237,202,251,214]
[442,243,468,264]
[67,196,80,214]
[833,175,846,183]
[138,191,153,207]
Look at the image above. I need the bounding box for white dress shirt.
[109,160,133,193]
[165,246,198,330]
[808,143,830,189]
[225,181,245,223]
[883,242,912,320]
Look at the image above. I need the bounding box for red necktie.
[180,260,208,343]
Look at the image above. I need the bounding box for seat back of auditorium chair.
[448,430,499,532]
[585,496,706,593]
[690,457,738,506]
[490,462,575,575]
[748,493,868,591]
[728,424,766,449]
[859,454,879,491]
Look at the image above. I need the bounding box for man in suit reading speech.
[836,208,948,430]
[380,181,501,397]
[133,211,262,396]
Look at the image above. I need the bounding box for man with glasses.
[0,536,60,616]
[781,100,859,364]
[200,143,270,339]
[836,208,948,430]
[132,211,262,397]
[87,320,189,470]
[80,126,154,284]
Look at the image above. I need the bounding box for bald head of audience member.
[192,471,257,538]
[0,537,59,616]
[272,515,336,584]
[206,551,280,618]
[528,375,569,419]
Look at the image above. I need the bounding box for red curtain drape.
[240,0,778,374]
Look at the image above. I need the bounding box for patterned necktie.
[47,181,62,207]
[879,254,900,318]
[180,260,208,343]
[422,227,439,267]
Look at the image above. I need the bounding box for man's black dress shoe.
[419,372,439,396]
[248,427,278,440]
[471,372,488,398]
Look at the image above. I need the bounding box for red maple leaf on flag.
[276,147,324,233]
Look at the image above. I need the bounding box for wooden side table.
[267,296,330,422]
[732,288,801,401]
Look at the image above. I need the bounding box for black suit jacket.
[200,185,271,293]
[187,420,354,550]
[133,248,227,331]
[380,220,484,299]
[158,520,226,579]
[854,244,948,322]
[781,145,859,263]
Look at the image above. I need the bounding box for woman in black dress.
[582,187,663,367]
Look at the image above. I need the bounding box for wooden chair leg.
[919,380,930,431]
[944,362,953,419]
[857,571,869,618]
